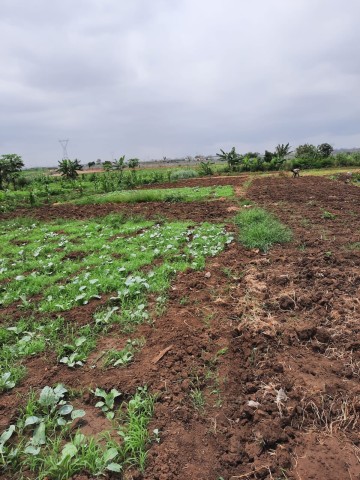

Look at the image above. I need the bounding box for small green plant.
[17,384,85,456]
[93,388,122,420]
[0,366,25,393]
[345,242,360,251]
[117,386,156,470]
[190,387,205,412]
[322,209,337,220]
[59,336,88,368]
[104,338,145,368]
[0,372,16,390]
[235,207,292,252]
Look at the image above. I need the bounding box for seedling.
[105,338,145,368]
[94,306,119,326]
[322,209,336,220]
[93,388,122,420]
[190,387,205,412]
[0,372,15,390]
[18,384,85,456]
[59,336,87,368]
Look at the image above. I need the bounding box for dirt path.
[1,176,359,479]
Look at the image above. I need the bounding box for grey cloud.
[0,0,360,166]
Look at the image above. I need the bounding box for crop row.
[0,214,233,392]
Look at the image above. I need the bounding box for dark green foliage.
[317,143,334,158]
[57,159,83,180]
[113,156,126,171]
[0,154,24,189]
[128,158,140,170]
[102,161,113,172]
[198,161,214,176]
[264,150,274,162]
[295,144,318,159]
[216,147,241,171]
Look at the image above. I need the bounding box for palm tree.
[216,147,241,171]
[57,159,83,180]
[274,143,292,167]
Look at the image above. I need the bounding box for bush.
[16,176,31,187]
[170,169,198,180]
[198,162,214,176]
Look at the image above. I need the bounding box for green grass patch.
[345,242,360,251]
[235,207,292,252]
[71,185,234,205]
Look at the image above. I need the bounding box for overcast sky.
[1,0,360,167]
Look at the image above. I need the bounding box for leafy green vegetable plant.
[93,388,122,420]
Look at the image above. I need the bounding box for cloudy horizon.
[1,0,360,167]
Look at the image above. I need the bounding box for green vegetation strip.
[235,207,292,252]
[72,185,234,205]
[0,214,233,391]
[0,384,156,479]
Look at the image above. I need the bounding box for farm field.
[0,174,359,480]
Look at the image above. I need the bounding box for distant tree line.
[57,156,140,180]
[215,143,342,172]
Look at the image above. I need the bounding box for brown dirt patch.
[1,200,235,223]
[137,175,249,189]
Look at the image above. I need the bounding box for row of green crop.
[0,382,157,479]
[72,185,234,205]
[0,168,228,211]
[0,214,233,388]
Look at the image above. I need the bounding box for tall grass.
[73,186,234,205]
[235,207,292,252]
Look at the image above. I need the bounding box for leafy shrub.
[170,169,198,180]
[198,162,214,176]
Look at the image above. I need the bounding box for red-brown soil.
[0,200,234,223]
[1,175,359,480]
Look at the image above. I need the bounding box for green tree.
[216,147,241,171]
[244,151,260,158]
[128,158,139,170]
[317,143,333,158]
[274,143,292,165]
[0,154,24,189]
[87,161,96,169]
[295,144,318,159]
[57,159,83,180]
[102,161,113,172]
[264,150,274,162]
[113,155,126,171]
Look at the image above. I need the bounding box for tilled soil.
[1,175,359,480]
[0,199,234,223]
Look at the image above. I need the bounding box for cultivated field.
[0,174,359,480]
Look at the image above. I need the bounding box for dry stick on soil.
[229,464,270,479]
[152,345,173,364]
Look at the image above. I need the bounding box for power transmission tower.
[59,139,69,160]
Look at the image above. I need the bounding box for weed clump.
[235,207,292,252]
[169,169,198,180]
